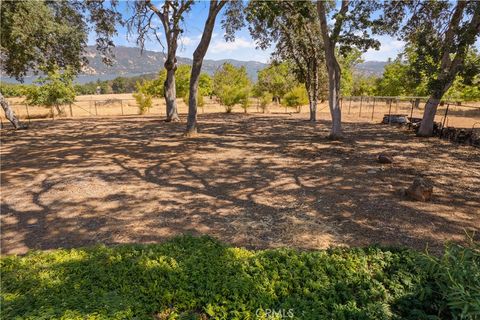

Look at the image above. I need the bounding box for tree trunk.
[0,92,24,129]
[417,97,441,136]
[164,67,179,122]
[317,1,343,139]
[185,1,224,136]
[55,104,66,117]
[309,97,317,122]
[418,1,480,137]
[186,59,202,136]
[326,64,342,138]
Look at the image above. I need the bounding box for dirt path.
[1,113,479,255]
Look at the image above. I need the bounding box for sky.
[89,1,478,64]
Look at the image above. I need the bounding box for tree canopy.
[213,63,251,112]
[0,0,120,81]
[381,0,480,136]
[246,0,326,121]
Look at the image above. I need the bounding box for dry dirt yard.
[1,113,479,255]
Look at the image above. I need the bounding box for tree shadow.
[1,114,479,255]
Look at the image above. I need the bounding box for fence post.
[410,100,414,119]
[121,100,124,116]
[441,104,450,137]
[359,96,363,117]
[371,98,375,121]
[94,101,98,116]
[25,104,31,124]
[348,97,352,114]
[395,98,399,113]
[388,99,392,124]
[69,103,73,117]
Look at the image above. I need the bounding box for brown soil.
[1,113,479,255]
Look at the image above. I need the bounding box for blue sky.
[89,1,477,63]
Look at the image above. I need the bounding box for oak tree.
[0,0,120,128]
[382,0,480,136]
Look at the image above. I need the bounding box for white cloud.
[180,36,193,46]
[210,37,255,54]
[363,38,405,61]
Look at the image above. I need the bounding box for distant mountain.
[81,46,267,82]
[354,61,388,77]
[3,46,388,84]
[83,46,387,79]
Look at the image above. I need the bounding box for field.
[1,105,479,255]
[3,93,480,129]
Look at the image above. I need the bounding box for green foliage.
[256,62,297,101]
[284,86,309,110]
[373,53,480,100]
[133,81,154,115]
[175,65,192,98]
[199,73,213,97]
[0,0,120,81]
[183,92,205,108]
[382,1,480,100]
[351,76,378,97]
[175,65,212,106]
[74,74,160,96]
[418,240,480,320]
[338,49,363,96]
[259,92,273,112]
[3,236,478,320]
[213,63,251,113]
[0,82,33,97]
[26,67,76,109]
[375,59,412,97]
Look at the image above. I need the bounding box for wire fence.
[2,95,480,135]
[338,96,480,146]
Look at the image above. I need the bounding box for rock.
[395,187,406,196]
[406,177,433,201]
[377,154,393,164]
[367,169,377,174]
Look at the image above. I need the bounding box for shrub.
[3,236,479,319]
[283,85,308,112]
[213,63,251,113]
[133,91,152,115]
[25,67,76,116]
[420,240,480,319]
[183,92,204,108]
[133,80,157,115]
[259,92,272,113]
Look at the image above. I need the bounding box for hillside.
[83,46,266,81]
[3,46,388,84]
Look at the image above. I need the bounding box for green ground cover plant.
[1,236,479,320]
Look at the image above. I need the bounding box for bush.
[183,92,204,108]
[133,92,152,115]
[213,63,251,113]
[2,236,478,320]
[283,86,308,112]
[259,92,273,113]
[420,240,480,319]
[133,80,155,115]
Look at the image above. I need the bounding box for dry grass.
[1,112,479,255]
[3,94,480,129]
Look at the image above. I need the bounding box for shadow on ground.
[1,113,479,254]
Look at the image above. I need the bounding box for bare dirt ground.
[1,112,479,255]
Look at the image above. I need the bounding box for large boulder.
[406,177,433,201]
